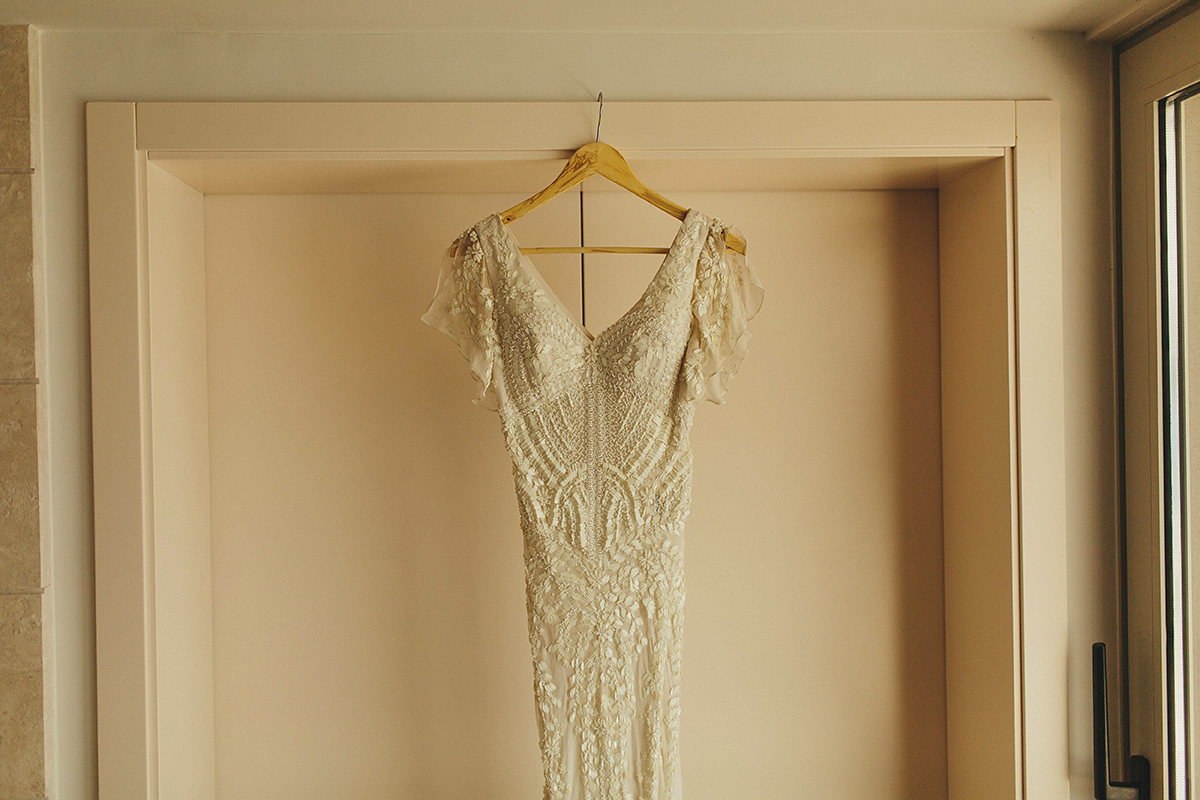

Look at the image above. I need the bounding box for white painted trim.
[85,99,1065,800]
[1014,99,1070,800]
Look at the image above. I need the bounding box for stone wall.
[0,23,47,800]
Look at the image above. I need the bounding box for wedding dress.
[421,207,763,800]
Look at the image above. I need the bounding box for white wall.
[35,28,1112,799]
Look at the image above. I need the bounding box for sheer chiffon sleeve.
[681,221,765,405]
[420,229,500,411]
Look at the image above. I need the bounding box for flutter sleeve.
[420,228,500,411]
[681,220,765,405]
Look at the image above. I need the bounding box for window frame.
[1117,8,1200,799]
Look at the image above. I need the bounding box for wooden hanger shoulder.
[498,141,746,255]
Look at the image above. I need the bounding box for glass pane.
[1167,82,1200,800]
[1187,87,1200,800]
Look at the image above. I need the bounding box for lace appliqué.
[420,227,502,410]
[421,209,762,800]
[615,328,678,383]
[681,218,765,405]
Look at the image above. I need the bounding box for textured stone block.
[0,593,44,799]
[0,384,39,593]
[0,171,34,379]
[0,26,31,170]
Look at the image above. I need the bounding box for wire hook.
[595,92,604,142]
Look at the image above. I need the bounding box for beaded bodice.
[420,207,763,800]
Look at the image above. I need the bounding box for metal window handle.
[1093,642,1151,800]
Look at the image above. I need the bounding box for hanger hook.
[595,92,604,142]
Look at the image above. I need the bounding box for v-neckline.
[491,208,702,344]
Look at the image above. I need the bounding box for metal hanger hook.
[595,92,604,142]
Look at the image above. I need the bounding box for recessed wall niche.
[86,100,1067,800]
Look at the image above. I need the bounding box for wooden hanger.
[497,140,747,256]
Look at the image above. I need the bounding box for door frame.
[85,99,1065,800]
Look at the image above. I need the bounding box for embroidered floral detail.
[420,209,762,800]
[615,328,674,383]
[681,217,765,405]
[533,337,586,382]
[419,227,501,410]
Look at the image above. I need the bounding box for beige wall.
[196,187,944,798]
[33,28,1111,799]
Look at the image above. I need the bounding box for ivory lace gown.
[421,208,764,800]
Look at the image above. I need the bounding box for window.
[1119,8,1200,799]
